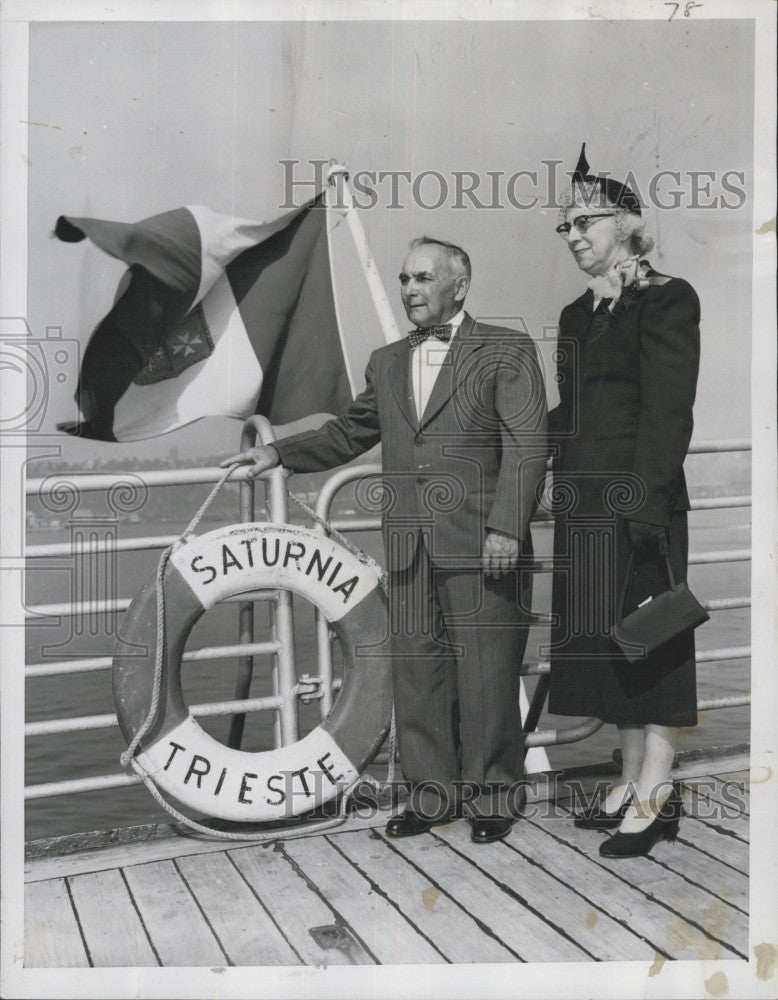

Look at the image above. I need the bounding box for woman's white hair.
[614,210,655,256]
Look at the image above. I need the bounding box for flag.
[55,195,361,441]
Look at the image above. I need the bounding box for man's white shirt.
[411,309,465,421]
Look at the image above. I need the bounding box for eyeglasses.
[555,213,616,237]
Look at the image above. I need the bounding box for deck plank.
[508,817,743,961]
[330,829,516,963]
[675,817,749,874]
[694,812,750,842]
[25,812,387,884]
[177,851,300,966]
[432,821,656,961]
[641,834,748,911]
[681,776,750,840]
[283,835,445,965]
[527,815,748,959]
[24,878,90,968]
[376,825,590,962]
[67,869,158,966]
[229,843,375,966]
[122,860,228,967]
[25,832,237,884]
[504,818,687,956]
[671,752,751,780]
[683,773,750,816]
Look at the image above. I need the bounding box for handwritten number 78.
[665,1,703,18]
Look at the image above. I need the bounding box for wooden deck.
[24,751,750,968]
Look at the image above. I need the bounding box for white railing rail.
[24,436,751,801]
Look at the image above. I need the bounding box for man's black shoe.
[470,816,513,844]
[385,810,453,838]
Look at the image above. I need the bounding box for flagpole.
[326,163,402,345]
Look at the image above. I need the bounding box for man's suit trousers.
[387,533,533,819]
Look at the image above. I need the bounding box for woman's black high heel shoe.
[574,792,633,830]
[598,783,683,859]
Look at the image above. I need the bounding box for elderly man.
[223,236,548,843]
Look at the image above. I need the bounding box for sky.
[25,16,756,467]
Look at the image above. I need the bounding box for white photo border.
[1,1,775,998]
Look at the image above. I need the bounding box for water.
[25,507,750,842]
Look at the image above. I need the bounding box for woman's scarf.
[587,255,648,305]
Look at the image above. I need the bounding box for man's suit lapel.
[388,340,419,431]
[420,312,484,429]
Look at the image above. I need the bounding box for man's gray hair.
[409,236,471,281]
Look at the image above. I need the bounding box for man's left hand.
[482,530,520,579]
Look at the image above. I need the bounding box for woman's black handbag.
[612,550,709,663]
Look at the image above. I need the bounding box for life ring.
[113,522,392,823]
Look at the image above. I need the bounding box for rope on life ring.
[113,519,393,827]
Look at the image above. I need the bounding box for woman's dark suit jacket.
[548,267,701,726]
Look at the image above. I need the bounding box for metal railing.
[24,431,751,801]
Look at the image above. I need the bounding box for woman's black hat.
[571,143,642,216]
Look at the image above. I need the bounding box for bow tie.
[408,324,454,348]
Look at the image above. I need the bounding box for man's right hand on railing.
[219,445,280,479]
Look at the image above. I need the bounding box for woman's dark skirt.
[548,508,698,727]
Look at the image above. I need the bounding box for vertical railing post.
[314,571,335,718]
[227,416,299,750]
[226,457,256,749]
[311,465,381,719]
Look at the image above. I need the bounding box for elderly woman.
[547,145,701,858]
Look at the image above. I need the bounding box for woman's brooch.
[612,258,650,316]
[586,257,651,336]
[616,256,650,293]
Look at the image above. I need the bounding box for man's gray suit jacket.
[273,312,548,570]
